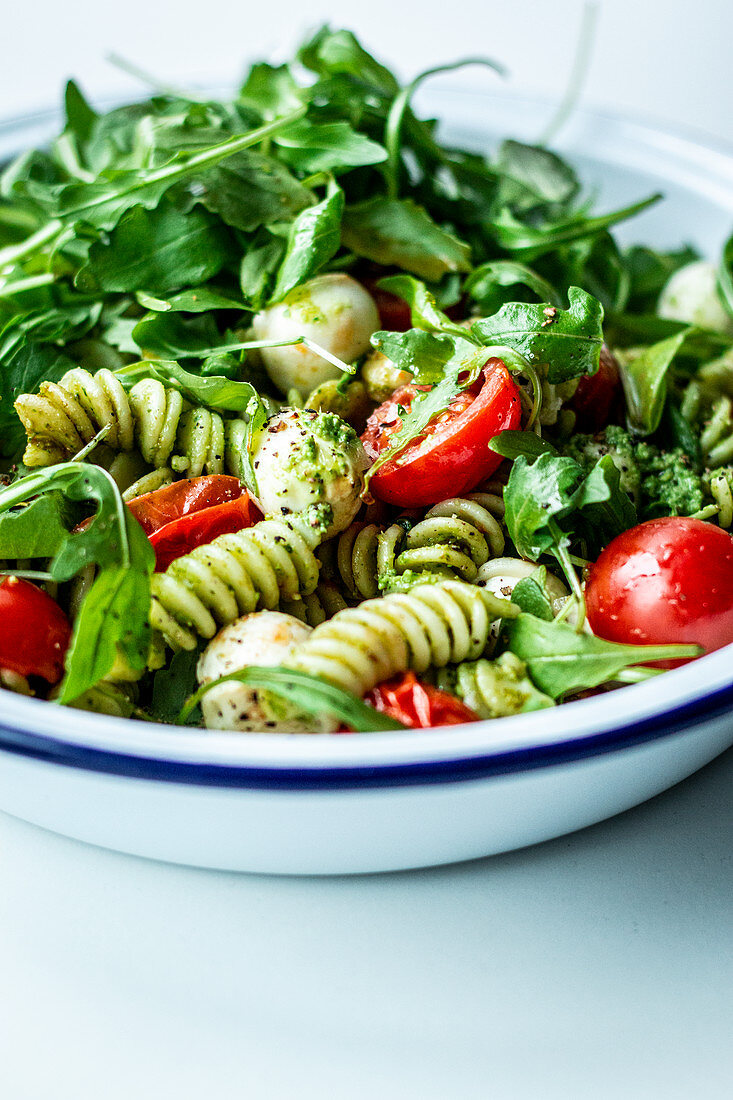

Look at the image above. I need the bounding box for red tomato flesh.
[586,517,733,662]
[0,576,72,683]
[127,476,262,572]
[365,670,478,728]
[361,358,521,506]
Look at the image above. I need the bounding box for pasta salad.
[2,27,733,733]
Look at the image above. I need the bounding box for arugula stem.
[0,569,55,581]
[538,2,599,147]
[614,666,666,684]
[385,58,506,201]
[0,272,56,297]
[71,423,112,462]
[0,219,63,269]
[550,526,586,630]
[106,52,204,100]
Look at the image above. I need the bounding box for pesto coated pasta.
[285,580,514,697]
[15,368,227,476]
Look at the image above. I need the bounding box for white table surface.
[3,2,733,1096]
[2,745,732,1100]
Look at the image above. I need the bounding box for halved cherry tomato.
[0,577,72,684]
[127,476,262,571]
[361,358,522,506]
[572,344,622,433]
[586,517,733,664]
[365,670,478,728]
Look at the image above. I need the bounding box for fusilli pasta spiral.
[435,653,553,719]
[149,508,328,652]
[285,580,514,697]
[15,367,226,476]
[321,495,506,598]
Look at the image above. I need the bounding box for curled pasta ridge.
[285,580,513,697]
[149,509,328,652]
[14,367,226,476]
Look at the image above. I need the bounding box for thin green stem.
[385,58,505,200]
[0,272,56,297]
[0,219,63,269]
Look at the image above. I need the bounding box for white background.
[2,0,732,145]
[2,2,733,1098]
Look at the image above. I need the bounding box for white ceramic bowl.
[2,88,733,874]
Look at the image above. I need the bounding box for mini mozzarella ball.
[250,407,368,537]
[361,349,412,403]
[658,260,733,335]
[252,273,380,397]
[197,611,338,733]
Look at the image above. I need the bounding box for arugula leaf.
[502,451,637,563]
[617,329,691,435]
[503,453,583,560]
[239,228,285,309]
[472,286,604,383]
[464,260,562,314]
[625,243,699,313]
[150,647,202,724]
[116,359,260,414]
[0,344,77,457]
[0,464,154,700]
[298,26,399,97]
[76,202,232,295]
[371,329,477,384]
[489,193,662,258]
[64,80,98,146]
[178,665,407,730]
[342,197,472,281]
[572,454,638,553]
[59,567,151,703]
[274,118,387,174]
[239,63,304,118]
[270,179,345,302]
[504,613,700,698]
[0,493,74,559]
[717,232,733,321]
[488,430,558,462]
[510,574,554,621]
[494,140,580,211]
[132,310,226,358]
[376,274,472,339]
[18,110,306,238]
[136,286,246,313]
[191,149,311,232]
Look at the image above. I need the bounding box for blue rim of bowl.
[1,678,732,789]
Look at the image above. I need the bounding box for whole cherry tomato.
[127,476,262,571]
[0,577,72,684]
[365,670,478,728]
[361,358,521,507]
[586,517,733,662]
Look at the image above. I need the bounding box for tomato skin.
[572,344,622,433]
[361,279,412,331]
[361,358,522,507]
[127,476,262,571]
[365,671,478,728]
[586,517,733,663]
[0,577,72,684]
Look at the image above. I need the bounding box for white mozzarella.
[197,611,337,733]
[252,273,380,397]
